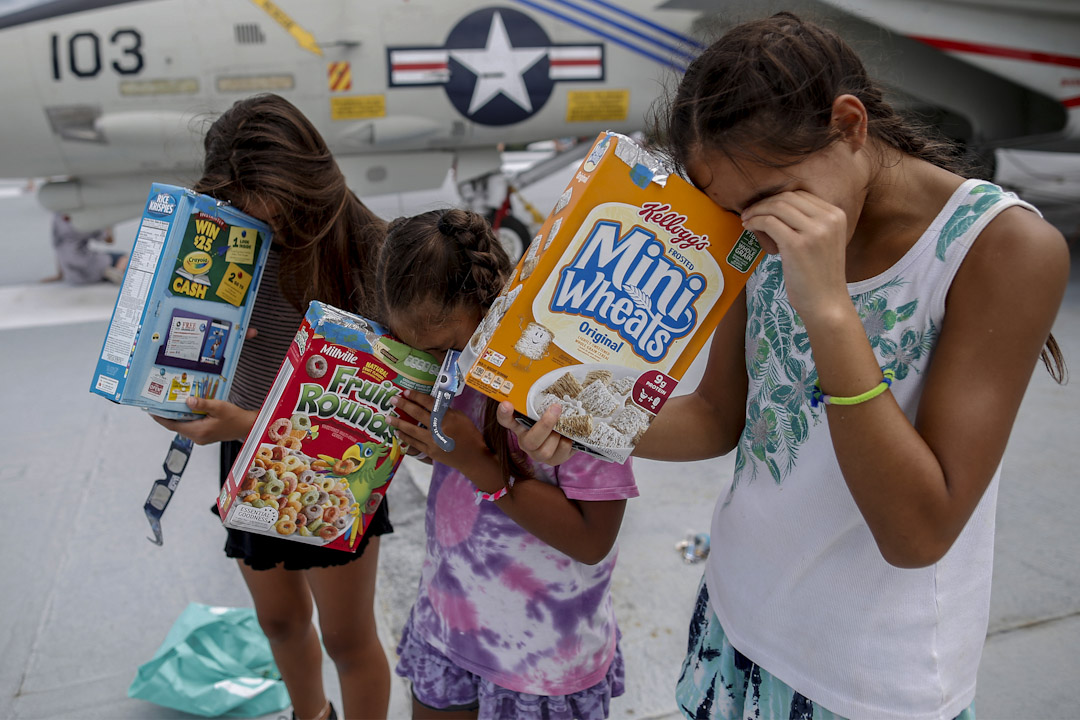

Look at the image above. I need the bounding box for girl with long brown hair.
[154,93,389,720]
[501,12,1068,719]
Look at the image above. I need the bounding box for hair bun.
[437,211,460,238]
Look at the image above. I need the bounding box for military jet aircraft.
[0,0,1076,256]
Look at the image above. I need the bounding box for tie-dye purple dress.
[396,387,638,714]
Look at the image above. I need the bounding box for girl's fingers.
[742,195,814,232]
[742,214,799,250]
[496,401,521,431]
[391,392,432,426]
[537,432,576,466]
[401,389,436,410]
[388,415,431,452]
[515,404,561,452]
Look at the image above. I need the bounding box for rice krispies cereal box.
[90,183,273,420]
[460,131,764,463]
[218,301,438,552]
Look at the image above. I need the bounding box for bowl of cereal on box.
[239,442,362,545]
[527,364,656,451]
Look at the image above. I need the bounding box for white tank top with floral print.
[705,179,1038,720]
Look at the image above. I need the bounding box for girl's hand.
[151,397,257,445]
[496,401,577,466]
[388,390,491,474]
[740,189,851,321]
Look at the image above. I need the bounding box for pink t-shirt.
[407,387,638,695]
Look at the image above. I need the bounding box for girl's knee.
[321,624,382,667]
[256,609,313,644]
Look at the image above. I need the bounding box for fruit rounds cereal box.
[219,301,438,552]
[460,131,764,463]
[90,183,273,420]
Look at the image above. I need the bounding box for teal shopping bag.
[128,603,290,717]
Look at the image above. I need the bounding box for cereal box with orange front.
[218,301,438,552]
[460,131,763,463]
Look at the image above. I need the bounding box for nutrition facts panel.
[101,218,169,366]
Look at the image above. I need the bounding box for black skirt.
[215,440,393,571]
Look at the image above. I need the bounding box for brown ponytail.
[376,208,534,482]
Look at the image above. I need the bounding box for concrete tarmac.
[1,174,1078,720]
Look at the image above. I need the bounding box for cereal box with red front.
[459,131,764,463]
[219,301,438,552]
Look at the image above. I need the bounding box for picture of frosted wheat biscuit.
[512,322,553,370]
[610,375,635,396]
[469,283,523,354]
[611,403,651,437]
[520,256,538,282]
[553,188,572,215]
[555,413,593,439]
[544,371,582,399]
[535,392,562,414]
[588,421,630,449]
[583,368,613,387]
[543,218,562,252]
[519,234,544,280]
[536,392,586,419]
[578,380,619,417]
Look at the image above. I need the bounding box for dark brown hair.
[376,208,533,481]
[193,93,385,314]
[654,12,1066,383]
[654,12,966,174]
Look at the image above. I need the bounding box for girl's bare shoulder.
[948,200,1069,320]
[974,203,1069,280]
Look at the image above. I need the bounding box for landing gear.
[487,211,530,263]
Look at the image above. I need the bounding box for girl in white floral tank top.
[499,12,1070,720]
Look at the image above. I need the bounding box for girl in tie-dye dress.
[376,208,639,720]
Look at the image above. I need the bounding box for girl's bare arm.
[390,392,626,565]
[632,289,750,461]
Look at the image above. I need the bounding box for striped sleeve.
[228,247,305,411]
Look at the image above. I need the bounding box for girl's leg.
[237,561,328,720]
[306,537,390,720]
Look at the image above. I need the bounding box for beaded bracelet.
[811,369,895,408]
[475,477,515,504]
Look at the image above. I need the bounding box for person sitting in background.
[42,212,127,284]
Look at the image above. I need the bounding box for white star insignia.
[450,11,547,115]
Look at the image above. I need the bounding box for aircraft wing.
[660,0,1079,153]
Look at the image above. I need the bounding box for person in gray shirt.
[43,212,127,284]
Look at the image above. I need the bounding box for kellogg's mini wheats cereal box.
[460,132,764,463]
[90,183,273,420]
[218,301,438,552]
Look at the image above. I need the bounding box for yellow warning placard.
[328,62,352,92]
[565,89,629,123]
[330,95,386,121]
[225,226,257,265]
[215,263,254,306]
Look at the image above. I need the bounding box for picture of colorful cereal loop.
[242,443,359,545]
[526,364,655,449]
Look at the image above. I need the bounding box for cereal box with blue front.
[90,183,273,419]
[460,131,764,463]
[218,301,438,552]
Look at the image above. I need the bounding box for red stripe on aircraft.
[393,63,449,71]
[1063,96,1080,108]
[910,35,1080,69]
[549,59,602,66]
